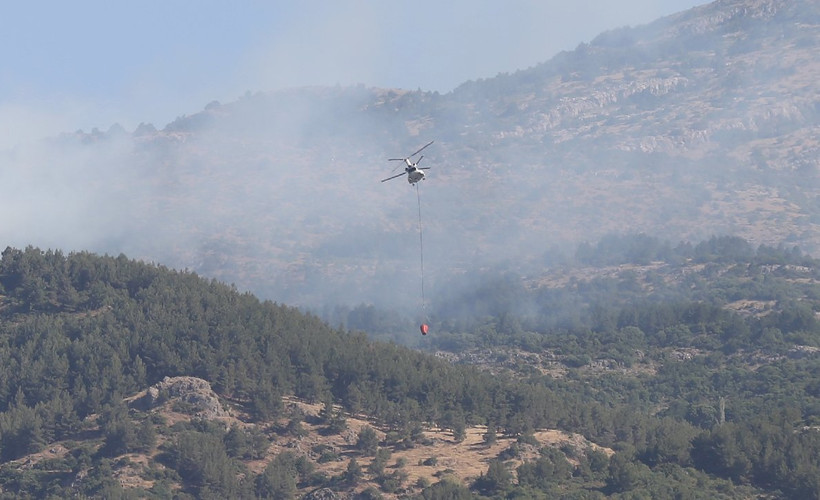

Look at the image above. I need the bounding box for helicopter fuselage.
[382,140,434,184]
[406,165,425,184]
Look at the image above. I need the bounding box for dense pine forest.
[1,240,820,498]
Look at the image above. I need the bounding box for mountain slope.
[5,0,820,312]
[439,0,820,251]
[5,247,817,498]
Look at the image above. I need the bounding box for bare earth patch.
[8,383,613,498]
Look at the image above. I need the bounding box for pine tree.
[345,458,363,486]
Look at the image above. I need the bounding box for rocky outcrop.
[302,488,347,500]
[134,376,230,419]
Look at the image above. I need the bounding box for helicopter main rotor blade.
[386,158,408,173]
[381,171,408,182]
[408,140,434,159]
[386,159,405,174]
[418,167,431,170]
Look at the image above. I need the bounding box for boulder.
[135,376,229,419]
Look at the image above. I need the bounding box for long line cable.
[415,183,427,320]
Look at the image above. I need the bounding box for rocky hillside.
[10,376,773,499]
[4,376,615,499]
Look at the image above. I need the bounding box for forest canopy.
[0,240,819,498]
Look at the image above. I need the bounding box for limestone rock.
[136,376,229,419]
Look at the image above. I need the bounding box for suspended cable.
[416,184,426,313]
[416,184,429,334]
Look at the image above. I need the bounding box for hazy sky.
[1,1,706,147]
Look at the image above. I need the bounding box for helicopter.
[381,140,434,184]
